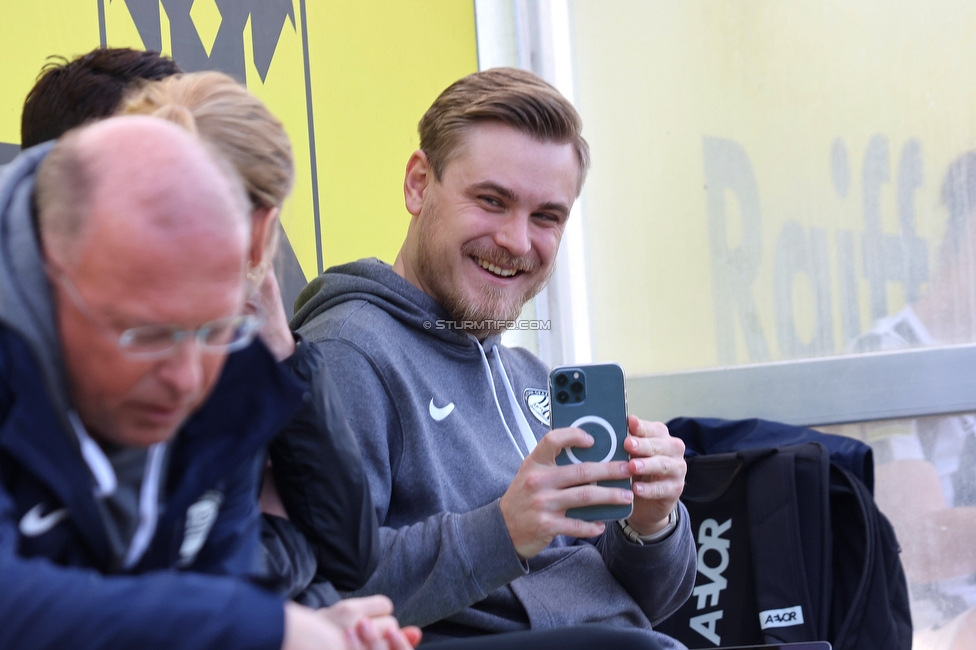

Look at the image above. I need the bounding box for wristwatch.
[617,507,679,545]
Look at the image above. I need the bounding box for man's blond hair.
[419,68,590,195]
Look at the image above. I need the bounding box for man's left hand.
[622,415,686,536]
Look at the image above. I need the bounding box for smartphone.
[550,363,632,521]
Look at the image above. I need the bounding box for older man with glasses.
[0,116,421,650]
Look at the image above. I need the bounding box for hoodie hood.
[0,142,72,419]
[290,258,503,349]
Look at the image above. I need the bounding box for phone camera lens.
[556,391,570,403]
[555,374,569,387]
[570,381,584,393]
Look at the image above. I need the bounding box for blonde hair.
[120,71,294,258]
[419,68,589,195]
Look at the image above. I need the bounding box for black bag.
[656,418,912,650]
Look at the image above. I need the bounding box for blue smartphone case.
[550,363,633,522]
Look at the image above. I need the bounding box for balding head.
[36,115,250,268]
[36,117,255,447]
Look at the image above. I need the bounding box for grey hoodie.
[292,259,696,647]
[0,143,68,420]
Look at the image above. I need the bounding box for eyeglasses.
[49,266,262,360]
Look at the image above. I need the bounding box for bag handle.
[682,448,778,503]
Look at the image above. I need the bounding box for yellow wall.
[305,1,478,269]
[0,2,99,142]
[572,0,976,374]
[0,0,478,279]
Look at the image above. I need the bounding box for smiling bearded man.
[408,121,570,335]
[289,68,696,649]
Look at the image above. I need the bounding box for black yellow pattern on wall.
[0,0,478,311]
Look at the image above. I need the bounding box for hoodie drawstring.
[69,411,117,498]
[493,345,538,456]
[123,442,166,569]
[69,410,167,568]
[469,335,538,460]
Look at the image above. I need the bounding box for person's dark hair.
[940,151,976,256]
[418,67,590,195]
[21,47,181,148]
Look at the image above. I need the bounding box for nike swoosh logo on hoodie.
[429,398,455,421]
[20,503,69,537]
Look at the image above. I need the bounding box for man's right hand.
[499,427,635,559]
[282,598,421,650]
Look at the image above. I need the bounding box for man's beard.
[414,202,554,338]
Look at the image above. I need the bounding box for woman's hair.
[119,71,294,259]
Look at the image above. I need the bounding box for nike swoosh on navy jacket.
[0,143,303,649]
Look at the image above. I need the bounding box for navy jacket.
[0,324,304,650]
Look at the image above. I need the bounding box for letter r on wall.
[703,137,770,364]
